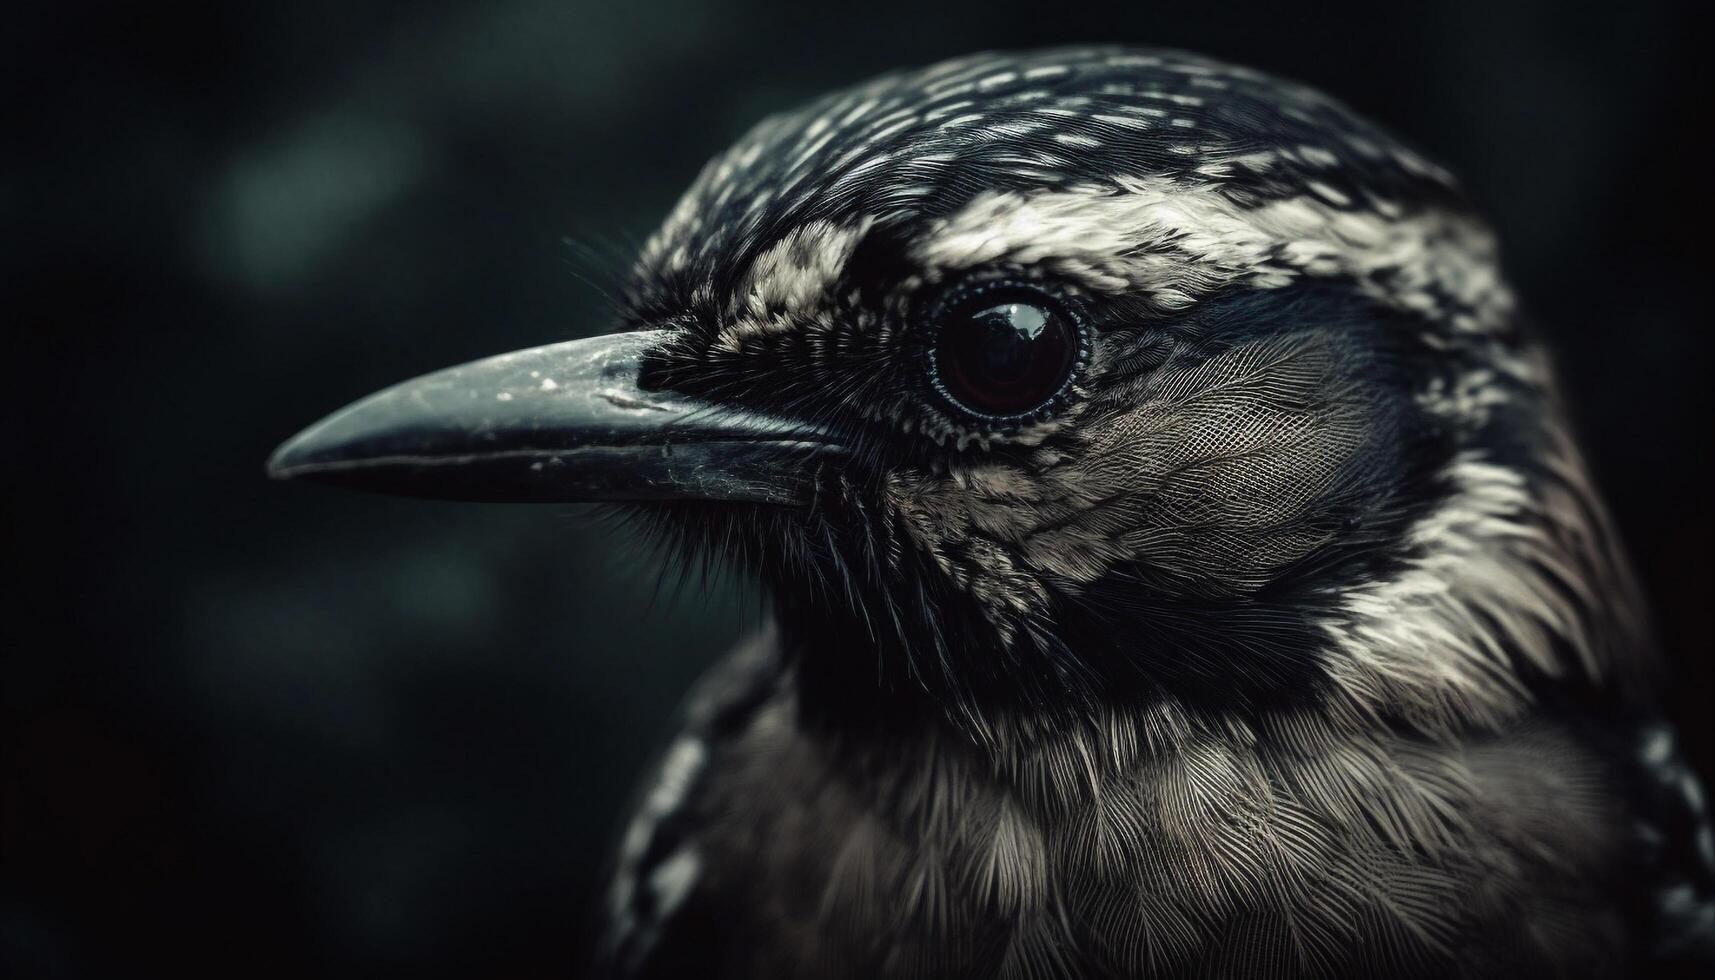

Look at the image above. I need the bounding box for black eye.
[925,282,1088,423]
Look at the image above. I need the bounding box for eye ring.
[920,278,1092,428]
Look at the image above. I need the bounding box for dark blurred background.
[3,1,1707,976]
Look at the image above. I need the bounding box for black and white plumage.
[270,47,1715,978]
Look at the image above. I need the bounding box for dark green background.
[4,1,1707,976]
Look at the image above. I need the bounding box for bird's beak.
[267,330,840,505]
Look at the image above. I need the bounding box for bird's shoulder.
[599,623,791,977]
[1624,719,1715,970]
[598,626,1025,978]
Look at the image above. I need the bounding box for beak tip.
[266,429,325,483]
[264,451,296,482]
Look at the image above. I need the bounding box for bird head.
[271,48,1650,741]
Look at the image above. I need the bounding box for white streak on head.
[1052,133,1101,149]
[938,112,988,130]
[839,98,879,127]
[1307,180,1352,207]
[922,99,975,122]
[1090,113,1152,130]
[911,177,1510,330]
[716,218,873,352]
[1298,144,1340,167]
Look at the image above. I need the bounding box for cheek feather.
[902,329,1384,605]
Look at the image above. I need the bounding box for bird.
[268,46,1715,979]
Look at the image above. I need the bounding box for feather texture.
[597,46,1711,978]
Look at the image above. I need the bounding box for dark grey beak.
[267,330,840,505]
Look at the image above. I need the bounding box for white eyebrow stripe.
[912,176,1509,331]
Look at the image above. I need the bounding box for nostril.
[631,335,680,393]
[634,358,670,392]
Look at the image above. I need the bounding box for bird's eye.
[925,282,1088,424]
